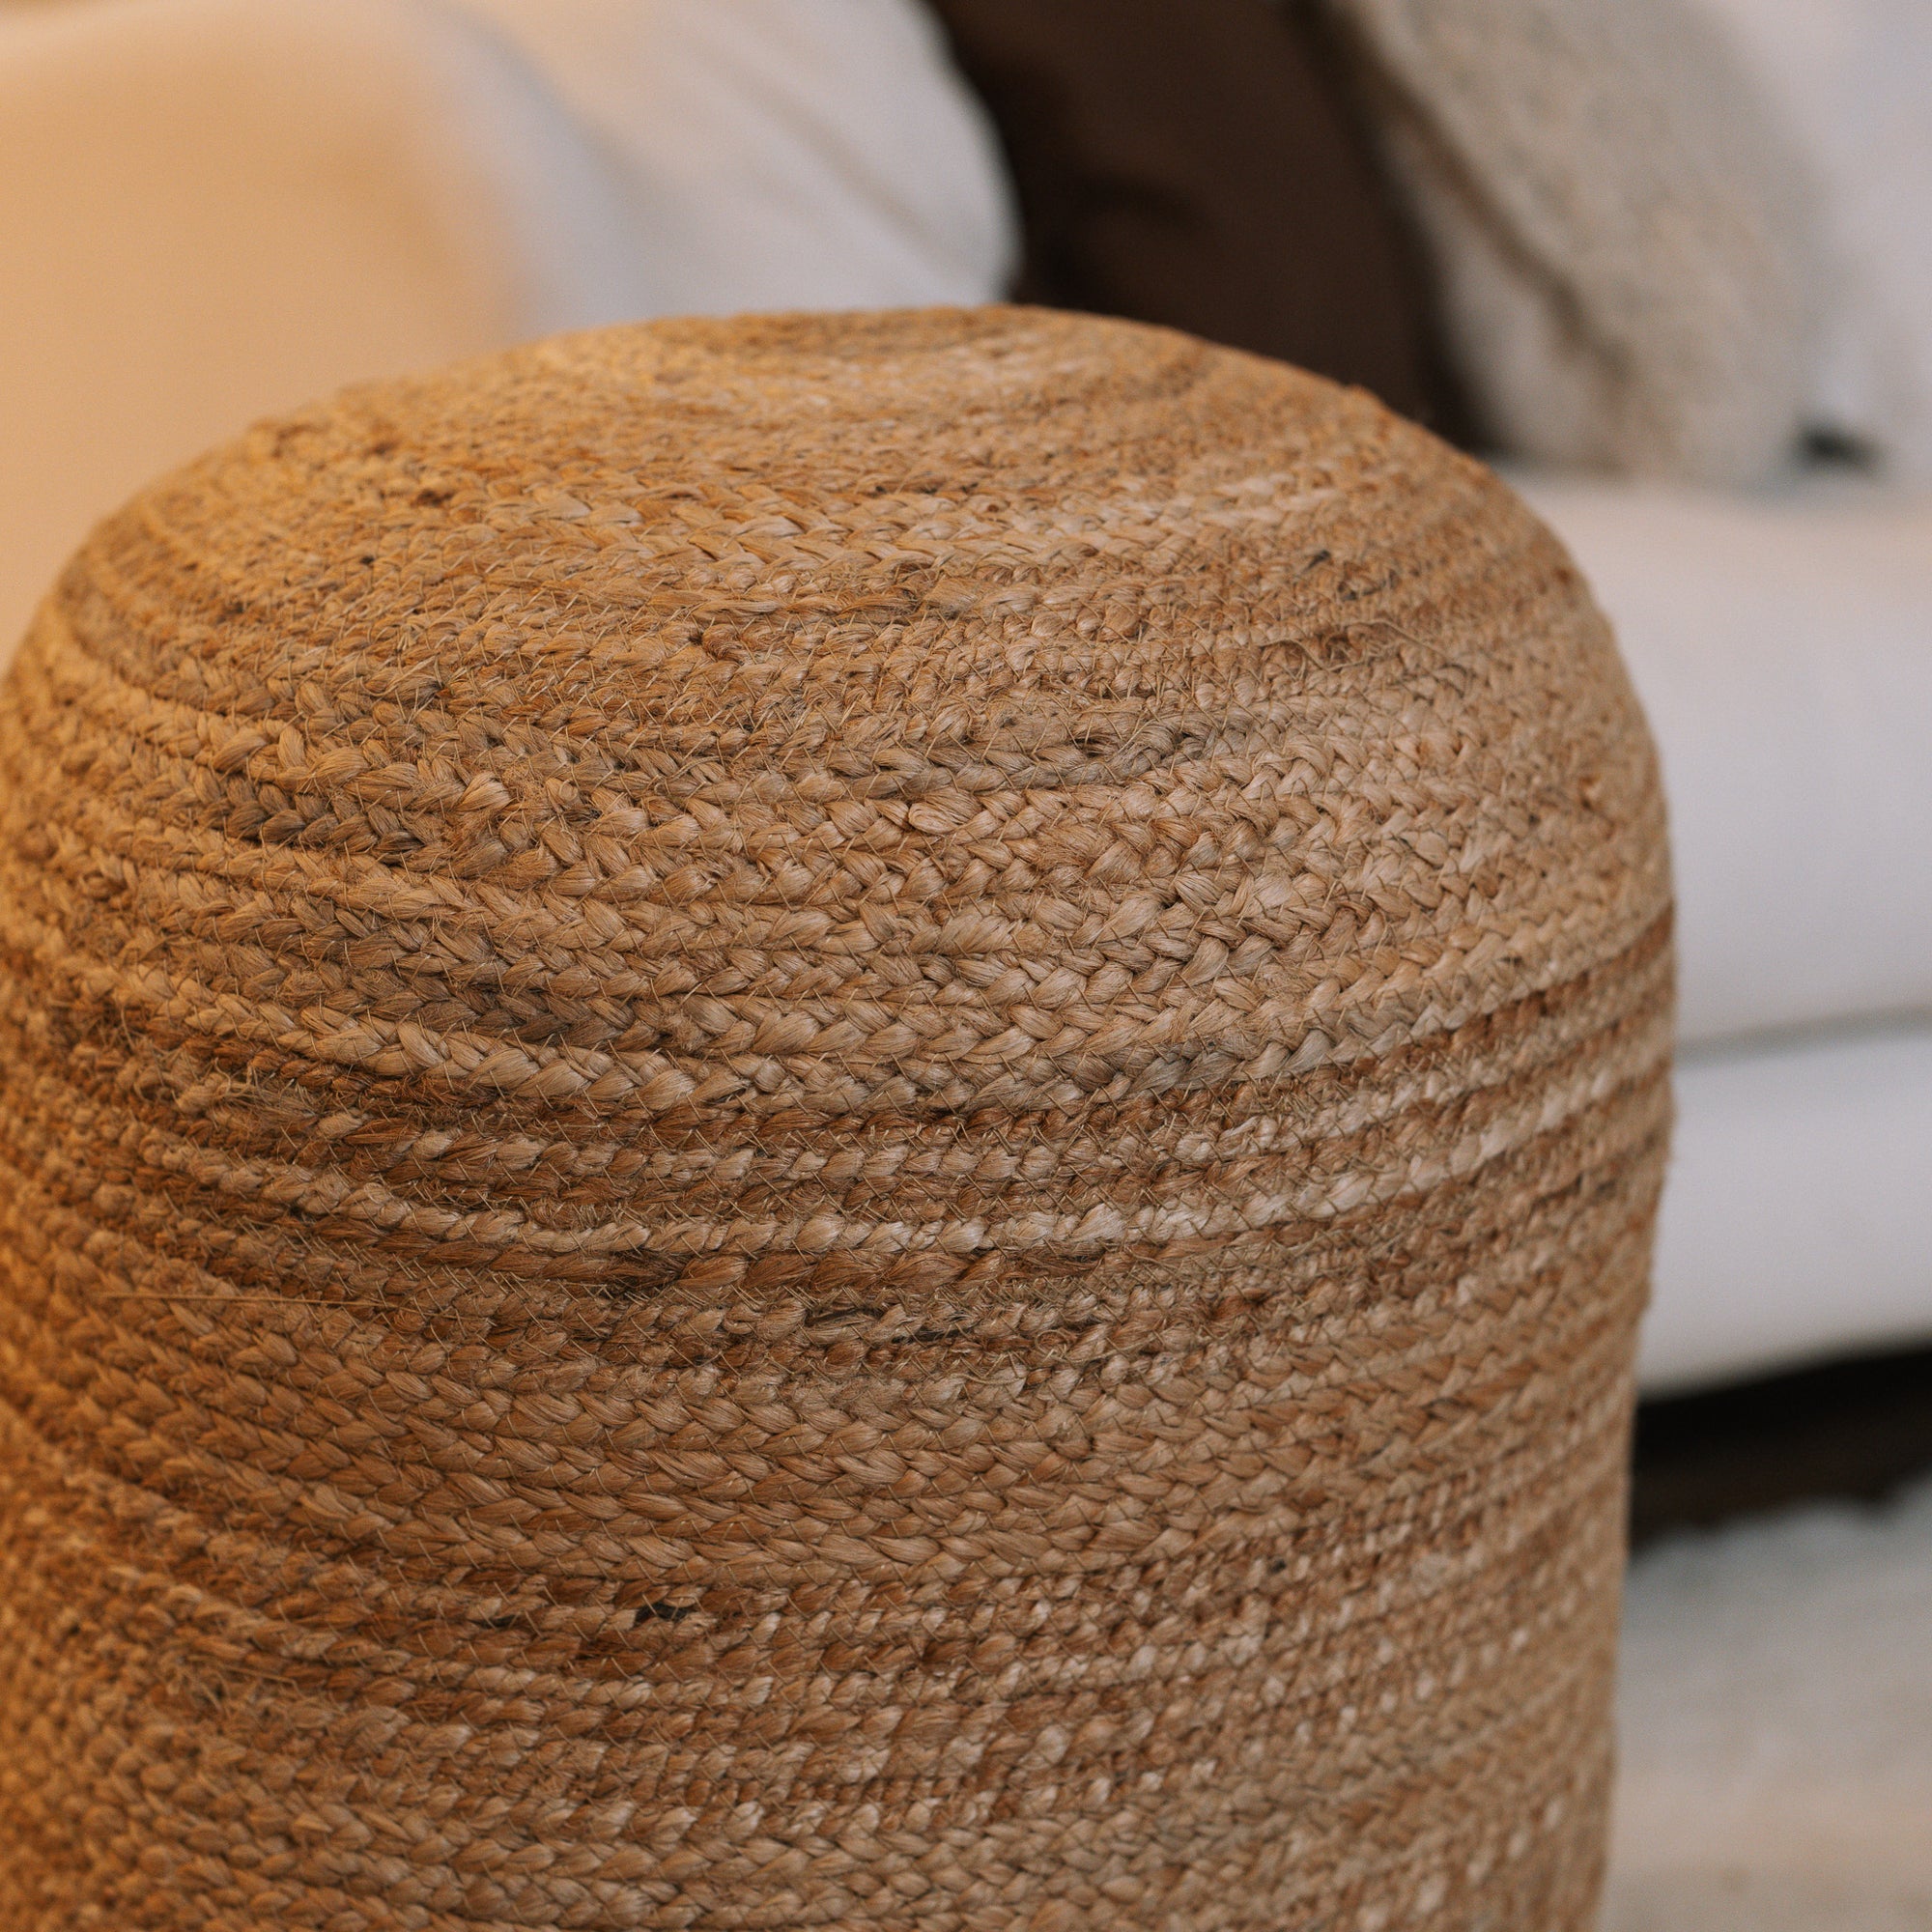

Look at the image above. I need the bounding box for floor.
[1603,1474,1932,1931]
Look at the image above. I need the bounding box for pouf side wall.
[0,307,1669,1931]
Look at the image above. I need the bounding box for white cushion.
[1518,471,1932,1042]
[1642,1023,1932,1392]
[443,0,1017,319]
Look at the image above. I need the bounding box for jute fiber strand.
[0,307,1672,1931]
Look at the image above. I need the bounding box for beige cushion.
[0,0,644,652]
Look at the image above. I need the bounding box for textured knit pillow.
[1324,0,1824,483]
[0,308,1671,1930]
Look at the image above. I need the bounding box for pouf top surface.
[84,302,1520,723]
[21,304,1666,1288]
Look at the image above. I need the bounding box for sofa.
[0,0,1925,1396]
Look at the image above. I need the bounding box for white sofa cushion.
[1520,471,1932,1042]
[1643,1024,1932,1392]
[444,0,1017,319]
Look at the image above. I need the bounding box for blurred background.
[1,2,1928,1925]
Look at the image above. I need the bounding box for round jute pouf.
[0,308,1671,1932]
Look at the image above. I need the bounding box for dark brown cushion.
[925,0,1465,435]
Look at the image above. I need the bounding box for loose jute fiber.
[0,308,1671,1931]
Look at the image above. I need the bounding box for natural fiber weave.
[0,308,1671,1930]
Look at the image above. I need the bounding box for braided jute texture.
[0,307,1671,1931]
